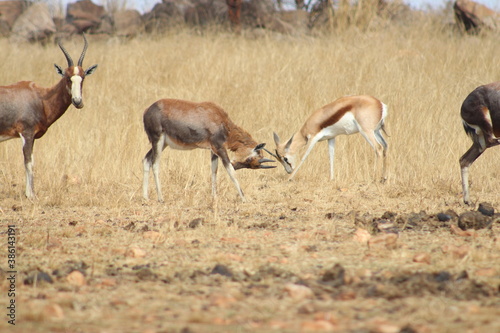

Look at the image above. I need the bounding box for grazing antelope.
[0,35,97,198]
[272,95,388,182]
[460,82,500,205]
[142,99,275,202]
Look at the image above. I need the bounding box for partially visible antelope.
[272,95,388,182]
[460,82,500,205]
[0,35,97,198]
[142,99,275,202]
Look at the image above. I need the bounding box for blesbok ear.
[285,135,294,151]
[85,64,98,76]
[273,132,280,145]
[54,64,64,77]
[254,143,266,152]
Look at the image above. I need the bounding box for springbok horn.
[58,39,74,67]
[263,148,279,159]
[259,158,276,169]
[77,34,88,67]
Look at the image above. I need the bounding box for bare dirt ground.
[1,178,499,333]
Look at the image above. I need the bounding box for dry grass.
[0,17,499,333]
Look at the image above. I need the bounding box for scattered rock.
[43,303,65,320]
[284,283,314,300]
[353,228,371,243]
[210,264,233,278]
[188,218,203,229]
[436,212,452,222]
[136,268,157,281]
[413,252,431,264]
[126,247,147,258]
[477,202,494,216]
[458,211,492,230]
[66,270,86,286]
[321,264,345,287]
[24,271,53,285]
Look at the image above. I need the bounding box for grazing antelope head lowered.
[142,99,275,202]
[272,95,388,182]
[0,34,98,198]
[460,81,500,205]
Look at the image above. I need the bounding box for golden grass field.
[0,15,499,333]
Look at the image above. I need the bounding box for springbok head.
[231,143,276,170]
[272,132,296,174]
[54,34,98,109]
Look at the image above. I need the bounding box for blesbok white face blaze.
[70,67,84,108]
[273,95,388,182]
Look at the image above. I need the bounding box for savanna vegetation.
[0,8,499,333]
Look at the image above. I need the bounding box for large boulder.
[113,9,143,37]
[0,1,27,36]
[66,0,106,33]
[454,0,500,32]
[10,2,56,44]
[143,0,188,33]
[184,0,227,26]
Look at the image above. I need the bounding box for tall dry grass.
[0,18,499,209]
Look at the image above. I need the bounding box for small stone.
[436,213,451,222]
[478,202,494,216]
[66,270,86,286]
[188,218,203,229]
[210,264,233,277]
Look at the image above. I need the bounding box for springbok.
[0,35,97,198]
[142,99,275,202]
[460,82,500,205]
[272,95,388,182]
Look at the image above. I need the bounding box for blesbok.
[460,82,500,205]
[142,99,275,202]
[272,95,388,182]
[0,35,97,198]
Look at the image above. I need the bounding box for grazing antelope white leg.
[142,99,275,202]
[0,35,97,198]
[273,95,388,182]
[328,138,335,180]
[459,82,500,205]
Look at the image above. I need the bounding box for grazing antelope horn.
[58,39,74,67]
[259,158,276,169]
[263,147,279,159]
[77,34,88,67]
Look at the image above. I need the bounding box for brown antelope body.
[273,95,388,182]
[460,82,500,205]
[142,99,275,202]
[0,35,97,198]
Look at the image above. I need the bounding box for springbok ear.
[54,64,64,77]
[273,132,280,145]
[85,64,98,76]
[285,135,294,151]
[254,143,266,152]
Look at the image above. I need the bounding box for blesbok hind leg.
[459,143,484,205]
[211,153,219,197]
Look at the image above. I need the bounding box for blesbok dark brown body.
[273,95,388,182]
[142,99,274,202]
[0,35,97,198]
[460,82,500,205]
